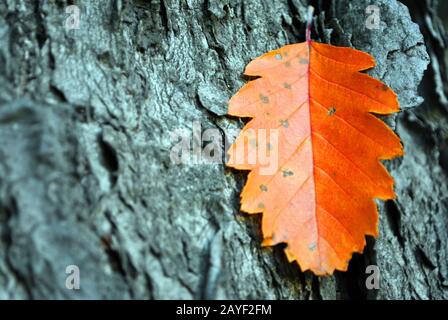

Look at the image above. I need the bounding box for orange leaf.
[226,34,403,275]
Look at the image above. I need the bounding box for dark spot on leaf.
[283,83,292,90]
[284,61,291,68]
[328,107,336,116]
[259,93,269,104]
[267,143,273,150]
[308,243,317,251]
[258,202,265,209]
[275,53,282,60]
[279,119,289,128]
[260,184,268,192]
[284,52,289,57]
[282,169,294,177]
[299,57,309,64]
[381,84,388,91]
[249,139,257,147]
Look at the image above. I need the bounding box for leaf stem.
[306,6,314,43]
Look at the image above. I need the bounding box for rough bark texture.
[0,0,446,299]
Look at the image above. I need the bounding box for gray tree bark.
[0,0,446,299]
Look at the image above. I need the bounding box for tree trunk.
[0,0,446,299]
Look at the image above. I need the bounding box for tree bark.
[0,0,445,299]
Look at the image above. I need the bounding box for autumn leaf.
[226,9,403,275]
